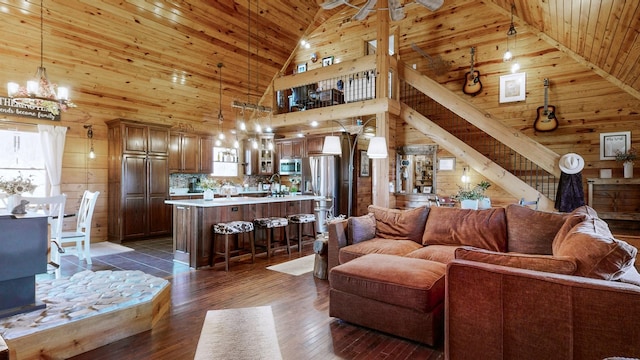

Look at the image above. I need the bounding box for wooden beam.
[371,0,391,210]
[270,98,393,129]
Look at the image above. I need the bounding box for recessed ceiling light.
[310,121,318,127]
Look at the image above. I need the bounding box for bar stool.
[253,217,290,258]
[287,213,317,252]
[211,221,255,271]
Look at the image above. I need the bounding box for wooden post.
[372,0,390,209]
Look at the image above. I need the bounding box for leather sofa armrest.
[327,219,349,271]
[445,259,640,359]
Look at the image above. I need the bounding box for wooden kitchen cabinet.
[107,119,171,242]
[277,138,305,159]
[169,132,198,173]
[306,136,324,155]
[199,136,214,174]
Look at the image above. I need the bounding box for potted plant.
[455,181,491,210]
[615,147,637,179]
[200,177,219,201]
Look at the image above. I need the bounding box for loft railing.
[399,80,558,201]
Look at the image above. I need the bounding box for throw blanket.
[555,172,585,212]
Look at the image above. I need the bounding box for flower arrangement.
[615,147,637,163]
[455,181,491,201]
[200,177,220,190]
[0,173,37,195]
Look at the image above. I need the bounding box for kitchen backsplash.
[169,173,296,189]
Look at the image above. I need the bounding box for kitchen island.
[165,195,322,268]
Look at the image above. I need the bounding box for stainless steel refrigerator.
[302,155,340,233]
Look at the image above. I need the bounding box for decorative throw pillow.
[347,213,376,244]
[551,213,588,254]
[422,207,507,252]
[619,266,640,287]
[455,246,577,275]
[505,204,569,255]
[553,217,637,280]
[368,205,430,244]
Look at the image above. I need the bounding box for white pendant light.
[322,135,342,155]
[366,136,388,159]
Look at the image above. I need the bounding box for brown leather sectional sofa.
[327,204,640,359]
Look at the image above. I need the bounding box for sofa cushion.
[404,245,462,264]
[505,204,568,255]
[339,238,423,265]
[368,205,430,244]
[455,246,577,275]
[347,213,376,244]
[421,207,507,252]
[329,253,446,313]
[553,217,637,280]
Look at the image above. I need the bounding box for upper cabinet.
[199,136,214,174]
[258,134,275,175]
[121,122,169,155]
[169,132,215,174]
[169,132,198,173]
[244,134,275,175]
[276,138,306,158]
[306,136,324,156]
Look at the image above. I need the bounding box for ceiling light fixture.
[216,62,225,142]
[503,4,517,63]
[7,0,76,116]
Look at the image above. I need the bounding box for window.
[0,126,48,200]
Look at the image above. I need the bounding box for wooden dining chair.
[21,194,67,271]
[60,190,100,264]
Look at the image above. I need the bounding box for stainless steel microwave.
[279,158,302,175]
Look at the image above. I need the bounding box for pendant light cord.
[40,0,44,68]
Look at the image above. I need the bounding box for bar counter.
[165,195,322,268]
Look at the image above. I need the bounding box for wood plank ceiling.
[0,0,638,133]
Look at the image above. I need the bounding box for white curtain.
[38,125,67,195]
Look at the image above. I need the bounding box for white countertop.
[165,194,323,207]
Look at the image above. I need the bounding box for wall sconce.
[503,3,519,73]
[461,166,470,190]
[84,124,95,159]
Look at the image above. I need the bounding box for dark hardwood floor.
[63,237,444,360]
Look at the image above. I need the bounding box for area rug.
[62,241,134,258]
[266,254,315,276]
[194,306,282,360]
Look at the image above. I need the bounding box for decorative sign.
[0,96,60,121]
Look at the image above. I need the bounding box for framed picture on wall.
[322,56,334,67]
[438,157,455,171]
[600,131,631,160]
[297,63,307,73]
[360,150,370,177]
[499,72,526,103]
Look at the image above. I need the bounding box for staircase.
[398,64,560,211]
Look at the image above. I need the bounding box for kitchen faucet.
[269,173,281,184]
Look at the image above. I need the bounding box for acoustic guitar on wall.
[463,47,482,96]
[534,78,559,132]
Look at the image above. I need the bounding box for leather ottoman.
[329,253,446,346]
